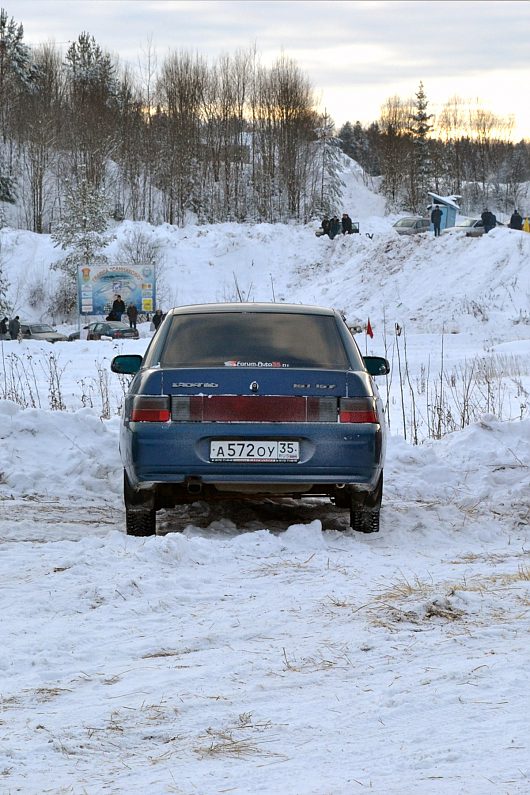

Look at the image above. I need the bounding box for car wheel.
[350,507,380,534]
[124,470,156,536]
[125,505,156,536]
[349,473,382,534]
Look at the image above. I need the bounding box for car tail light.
[131,395,170,422]
[339,397,378,423]
[171,395,338,422]
[172,396,205,421]
[306,397,337,422]
[115,331,123,338]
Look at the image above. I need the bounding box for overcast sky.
[14,0,530,138]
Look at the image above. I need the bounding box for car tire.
[124,470,156,536]
[349,473,382,533]
[350,507,380,533]
[125,506,156,536]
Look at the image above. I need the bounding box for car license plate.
[210,440,299,462]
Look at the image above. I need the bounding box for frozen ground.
[1,185,530,792]
[1,396,529,793]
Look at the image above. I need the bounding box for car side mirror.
[111,354,143,374]
[363,356,390,376]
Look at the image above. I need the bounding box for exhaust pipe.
[186,477,203,495]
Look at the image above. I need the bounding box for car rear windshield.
[395,219,417,228]
[28,325,55,333]
[157,312,352,369]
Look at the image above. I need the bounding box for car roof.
[165,302,339,318]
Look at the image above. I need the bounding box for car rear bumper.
[122,420,384,490]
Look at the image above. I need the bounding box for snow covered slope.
[3,218,530,340]
[1,171,530,794]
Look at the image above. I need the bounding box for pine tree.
[365,122,382,176]
[0,9,38,113]
[0,9,39,213]
[338,122,355,158]
[338,121,373,172]
[0,173,15,204]
[407,81,433,210]
[315,114,344,217]
[64,32,118,187]
[51,176,113,278]
[64,32,116,93]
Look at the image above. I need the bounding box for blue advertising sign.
[77,264,156,317]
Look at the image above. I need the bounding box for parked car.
[69,321,140,341]
[453,217,485,237]
[392,217,431,235]
[449,217,504,237]
[111,303,390,537]
[20,323,68,343]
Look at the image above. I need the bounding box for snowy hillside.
[1,169,530,793]
[3,214,530,338]
[3,203,530,437]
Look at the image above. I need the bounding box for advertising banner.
[77,264,156,317]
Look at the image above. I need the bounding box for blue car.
[111,303,389,536]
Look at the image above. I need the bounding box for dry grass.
[424,598,464,621]
[196,728,263,758]
[0,694,20,706]
[194,715,287,761]
[282,643,352,672]
[32,687,72,702]
[142,649,182,659]
[366,562,530,631]
[252,552,316,577]
[375,573,432,602]
[451,565,530,591]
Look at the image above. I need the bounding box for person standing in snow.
[509,209,523,230]
[431,205,442,237]
[341,213,353,235]
[481,209,496,233]
[126,302,138,329]
[0,316,8,337]
[9,316,20,340]
[152,309,164,331]
[329,216,341,239]
[321,216,330,236]
[111,294,126,321]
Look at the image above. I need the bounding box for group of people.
[105,294,164,332]
[0,315,20,340]
[106,294,127,322]
[320,213,355,239]
[106,294,139,330]
[1,300,166,341]
[431,204,506,236]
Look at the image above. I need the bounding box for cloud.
[14,0,530,136]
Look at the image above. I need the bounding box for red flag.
[366,318,374,338]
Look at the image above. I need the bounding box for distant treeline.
[338,89,529,215]
[0,15,344,231]
[1,9,528,232]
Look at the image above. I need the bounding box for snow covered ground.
[1,186,530,792]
